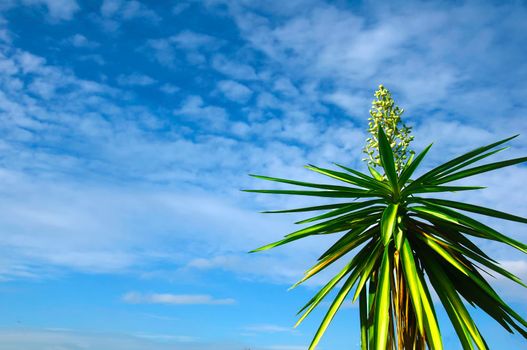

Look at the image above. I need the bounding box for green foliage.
[363,85,414,173]
[245,87,527,350]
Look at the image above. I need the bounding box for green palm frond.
[245,127,527,350]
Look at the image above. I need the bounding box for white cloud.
[244,324,294,333]
[0,167,300,280]
[120,0,157,20]
[170,30,217,50]
[21,0,79,20]
[116,73,157,86]
[492,259,527,302]
[212,54,259,80]
[0,29,10,43]
[146,37,177,66]
[0,45,310,280]
[68,34,99,48]
[323,91,369,117]
[272,77,299,97]
[77,54,106,65]
[0,329,248,350]
[160,83,179,94]
[28,78,56,99]
[183,254,308,286]
[266,346,306,350]
[172,3,190,15]
[100,0,121,17]
[499,260,527,278]
[122,292,236,305]
[100,0,159,21]
[97,0,160,32]
[411,119,498,162]
[16,51,46,73]
[217,80,253,103]
[135,333,196,342]
[224,0,527,124]
[173,95,228,130]
[146,31,220,66]
[0,17,12,43]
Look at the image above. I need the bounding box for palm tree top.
[245,85,527,350]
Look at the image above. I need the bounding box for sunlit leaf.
[373,247,391,350]
[377,127,399,192]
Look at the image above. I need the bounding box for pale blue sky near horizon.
[0,0,527,349]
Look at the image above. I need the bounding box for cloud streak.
[122,292,236,305]
[21,0,80,21]
[0,329,256,350]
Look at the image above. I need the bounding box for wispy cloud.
[223,0,527,127]
[100,0,160,21]
[217,80,253,103]
[147,31,221,66]
[212,54,259,80]
[169,30,218,50]
[173,95,228,130]
[244,324,294,334]
[116,73,157,86]
[266,346,306,350]
[20,0,80,21]
[494,259,527,302]
[172,3,190,15]
[122,292,236,305]
[159,83,179,94]
[67,34,100,49]
[95,0,160,32]
[0,329,245,350]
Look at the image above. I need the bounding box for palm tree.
[244,86,527,349]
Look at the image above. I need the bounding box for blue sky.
[0,0,526,349]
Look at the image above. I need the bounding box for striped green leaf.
[261,202,355,214]
[295,200,384,224]
[373,246,392,350]
[243,189,377,198]
[434,157,527,185]
[407,134,518,189]
[377,127,399,193]
[380,204,399,246]
[410,205,527,254]
[416,198,527,224]
[400,238,424,334]
[399,143,432,187]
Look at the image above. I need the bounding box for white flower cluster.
[363,85,414,173]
